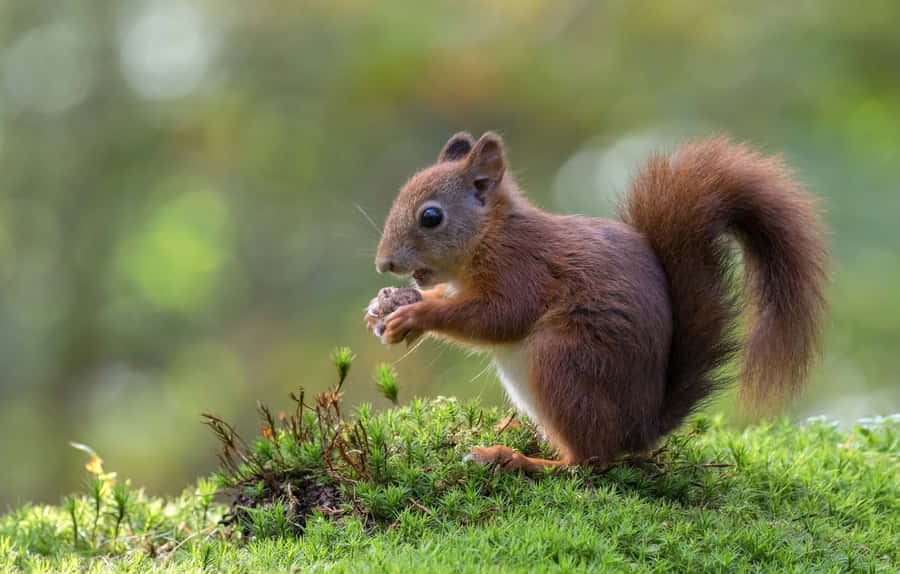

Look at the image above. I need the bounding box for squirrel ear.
[466,132,506,202]
[437,132,475,162]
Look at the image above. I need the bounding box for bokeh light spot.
[116,186,230,314]
[118,0,219,101]
[553,131,678,217]
[4,23,94,114]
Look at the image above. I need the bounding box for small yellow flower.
[85,454,105,476]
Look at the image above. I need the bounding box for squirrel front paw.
[365,287,423,344]
[381,303,424,345]
[364,296,382,334]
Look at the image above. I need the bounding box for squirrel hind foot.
[463,445,564,474]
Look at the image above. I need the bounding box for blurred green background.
[2,0,898,508]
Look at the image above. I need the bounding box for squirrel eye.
[419,206,444,228]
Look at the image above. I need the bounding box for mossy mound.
[3,388,899,572]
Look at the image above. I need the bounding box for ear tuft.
[466,132,506,199]
[438,132,475,162]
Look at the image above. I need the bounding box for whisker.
[425,343,449,370]
[392,336,428,365]
[354,202,383,237]
[469,360,495,384]
[473,357,497,400]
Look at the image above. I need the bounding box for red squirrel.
[366,132,828,473]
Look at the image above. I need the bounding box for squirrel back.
[622,137,828,433]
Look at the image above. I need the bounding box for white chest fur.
[441,284,539,423]
[492,342,539,423]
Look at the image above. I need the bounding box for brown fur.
[371,132,829,471]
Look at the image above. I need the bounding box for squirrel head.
[375,131,508,287]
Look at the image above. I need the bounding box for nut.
[367,287,422,338]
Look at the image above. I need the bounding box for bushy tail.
[621,137,828,434]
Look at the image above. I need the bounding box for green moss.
[3,396,898,573]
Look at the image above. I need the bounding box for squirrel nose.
[375,257,394,274]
